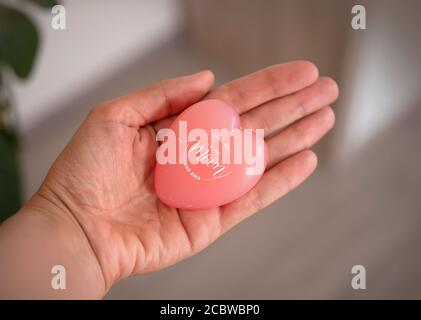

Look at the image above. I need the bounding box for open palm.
[40,61,338,292]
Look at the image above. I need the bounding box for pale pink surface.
[154,99,267,210]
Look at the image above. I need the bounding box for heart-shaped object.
[154,99,267,210]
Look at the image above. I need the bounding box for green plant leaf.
[0,128,21,222]
[24,0,59,9]
[0,4,39,79]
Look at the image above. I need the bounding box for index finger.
[205,61,319,114]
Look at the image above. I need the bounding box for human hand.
[19,61,338,297]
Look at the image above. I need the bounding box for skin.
[0,61,338,299]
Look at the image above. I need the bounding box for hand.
[24,61,338,296]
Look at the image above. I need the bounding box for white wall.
[185,0,421,165]
[335,0,421,162]
[4,0,181,133]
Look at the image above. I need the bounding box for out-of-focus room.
[1,0,421,298]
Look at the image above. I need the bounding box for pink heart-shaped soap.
[154,99,267,210]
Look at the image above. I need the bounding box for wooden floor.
[20,36,421,299]
[106,104,421,299]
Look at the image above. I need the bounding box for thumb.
[93,70,215,127]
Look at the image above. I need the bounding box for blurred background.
[1,0,421,299]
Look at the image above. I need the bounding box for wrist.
[0,189,106,299]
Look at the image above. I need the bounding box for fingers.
[241,77,339,136]
[92,70,214,127]
[219,102,334,232]
[266,106,335,168]
[220,150,318,233]
[205,61,319,114]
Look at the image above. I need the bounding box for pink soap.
[154,99,267,210]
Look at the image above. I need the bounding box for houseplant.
[0,0,57,222]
